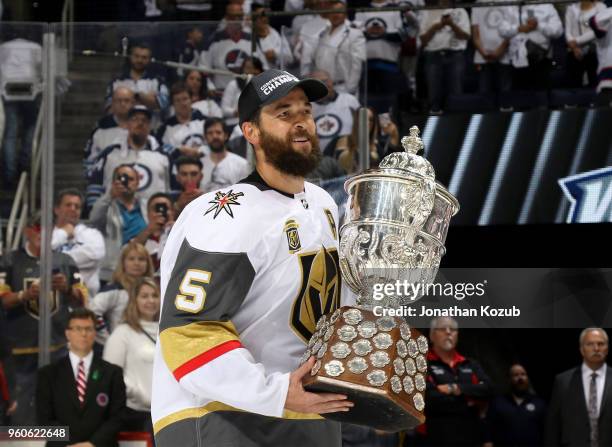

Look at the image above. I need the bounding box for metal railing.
[61,0,74,62]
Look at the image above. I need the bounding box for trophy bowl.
[302,127,459,431]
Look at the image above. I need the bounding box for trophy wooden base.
[303,375,425,432]
[300,306,429,432]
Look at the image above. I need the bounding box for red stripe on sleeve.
[173,340,243,381]
[0,362,10,403]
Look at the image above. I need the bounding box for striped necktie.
[76,360,87,407]
[588,372,599,447]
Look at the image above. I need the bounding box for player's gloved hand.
[284,356,354,415]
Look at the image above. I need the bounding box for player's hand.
[284,357,354,414]
[437,384,452,394]
[6,400,17,415]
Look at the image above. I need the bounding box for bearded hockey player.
[152,69,354,446]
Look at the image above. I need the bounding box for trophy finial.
[401,126,424,155]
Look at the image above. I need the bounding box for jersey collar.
[427,349,466,368]
[239,169,305,199]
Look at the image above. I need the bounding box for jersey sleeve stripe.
[173,339,243,381]
[589,16,607,38]
[160,320,241,378]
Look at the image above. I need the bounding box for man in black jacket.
[419,316,492,446]
[545,327,611,447]
[37,308,126,447]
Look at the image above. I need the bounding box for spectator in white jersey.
[52,188,106,297]
[589,6,612,104]
[222,56,264,127]
[295,0,332,73]
[419,0,471,113]
[199,3,253,89]
[302,0,367,95]
[355,0,413,94]
[309,70,360,155]
[106,42,169,112]
[200,117,252,192]
[87,105,170,206]
[251,3,294,69]
[565,0,605,88]
[157,82,207,161]
[183,69,223,118]
[84,87,135,192]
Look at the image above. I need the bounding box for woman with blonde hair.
[104,277,160,432]
[88,241,154,344]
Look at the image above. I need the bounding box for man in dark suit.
[545,327,611,447]
[37,308,126,447]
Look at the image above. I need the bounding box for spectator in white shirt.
[221,56,264,127]
[251,3,294,69]
[565,0,605,87]
[183,69,222,118]
[472,0,515,104]
[200,117,251,192]
[499,4,563,90]
[302,0,367,95]
[0,34,42,189]
[199,3,252,89]
[104,277,159,433]
[419,0,471,113]
[52,189,105,297]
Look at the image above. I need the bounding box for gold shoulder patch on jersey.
[323,208,337,240]
[284,219,302,253]
[204,190,244,219]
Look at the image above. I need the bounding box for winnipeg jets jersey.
[156,109,206,151]
[152,171,343,446]
[312,92,360,154]
[590,7,612,91]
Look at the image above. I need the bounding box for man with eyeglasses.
[90,164,148,284]
[37,308,126,447]
[0,213,85,426]
[545,327,612,446]
[416,316,492,446]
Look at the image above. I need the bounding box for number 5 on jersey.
[175,269,212,313]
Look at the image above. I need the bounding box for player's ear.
[241,122,259,146]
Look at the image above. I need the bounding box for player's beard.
[259,127,321,177]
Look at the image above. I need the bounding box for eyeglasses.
[69,326,95,334]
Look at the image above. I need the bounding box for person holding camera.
[133,193,175,271]
[90,164,148,285]
[419,0,471,113]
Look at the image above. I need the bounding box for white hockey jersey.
[199,30,252,89]
[152,170,344,445]
[589,7,612,91]
[312,91,361,154]
[156,109,206,151]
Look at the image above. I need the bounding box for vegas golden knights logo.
[23,278,59,319]
[284,219,302,253]
[290,247,341,342]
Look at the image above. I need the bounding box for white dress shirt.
[582,362,607,417]
[68,350,94,380]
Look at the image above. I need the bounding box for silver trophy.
[303,126,459,431]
